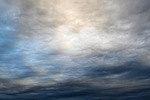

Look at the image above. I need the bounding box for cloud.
[0,0,150,99]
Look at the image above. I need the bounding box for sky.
[0,0,150,100]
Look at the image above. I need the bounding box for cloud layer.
[0,0,150,99]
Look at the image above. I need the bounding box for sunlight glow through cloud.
[0,0,150,99]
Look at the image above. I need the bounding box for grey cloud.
[0,0,150,99]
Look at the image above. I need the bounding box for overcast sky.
[0,0,150,100]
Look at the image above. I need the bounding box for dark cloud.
[0,0,150,99]
[0,82,150,100]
